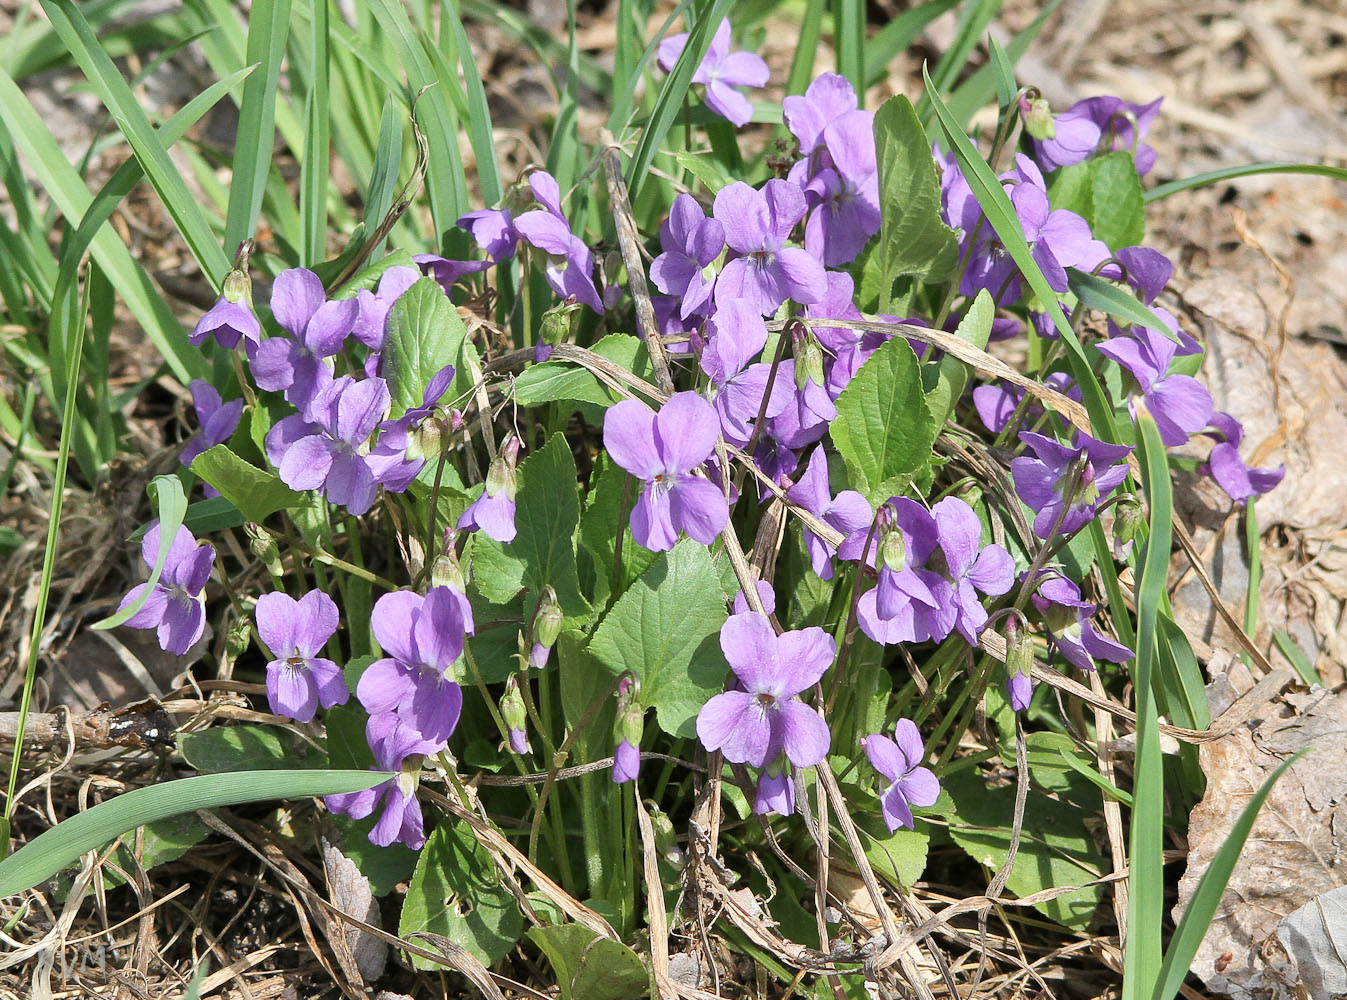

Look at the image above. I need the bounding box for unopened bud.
[794,333,825,390]
[879,527,907,572]
[1005,615,1034,680]
[407,418,443,462]
[648,801,682,864]
[245,522,283,577]
[222,240,254,305]
[227,618,251,660]
[501,676,529,752]
[540,300,582,350]
[532,587,563,655]
[1113,495,1144,550]
[1021,96,1056,141]
[430,550,465,591]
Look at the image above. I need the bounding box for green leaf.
[862,824,929,890]
[381,276,468,420]
[101,814,210,890]
[527,924,649,1000]
[1087,151,1144,250]
[1067,269,1180,345]
[512,334,654,410]
[588,540,728,738]
[1046,159,1093,219]
[830,335,935,503]
[0,770,386,896]
[470,433,589,621]
[399,821,524,967]
[179,724,314,772]
[944,769,1104,930]
[873,94,958,309]
[924,287,992,427]
[1144,161,1347,203]
[190,444,303,522]
[579,453,658,603]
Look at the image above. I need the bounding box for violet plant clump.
[81,14,1293,988]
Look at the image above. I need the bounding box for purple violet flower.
[613,739,641,784]
[190,291,261,355]
[116,521,215,656]
[657,18,769,127]
[973,372,1079,435]
[797,109,881,267]
[255,590,349,723]
[1096,326,1213,447]
[180,379,244,480]
[783,72,857,155]
[251,268,358,414]
[946,154,1108,304]
[325,712,439,849]
[1011,431,1132,540]
[785,446,871,580]
[351,266,421,351]
[713,179,826,316]
[695,613,834,768]
[700,300,791,446]
[843,499,943,646]
[414,254,493,299]
[1202,412,1285,504]
[1032,575,1133,671]
[651,193,724,320]
[514,171,604,312]
[732,579,777,616]
[603,392,730,551]
[1033,96,1163,175]
[356,588,472,744]
[862,720,940,832]
[457,434,520,543]
[366,364,457,492]
[754,766,795,816]
[266,376,390,516]
[928,497,1016,645]
[458,208,519,260]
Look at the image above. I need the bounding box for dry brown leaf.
[321,839,386,984]
[1174,685,1347,997]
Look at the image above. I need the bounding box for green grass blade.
[38,0,231,282]
[365,0,466,248]
[943,0,1063,128]
[921,66,1118,440]
[1272,629,1321,686]
[546,0,582,196]
[1068,269,1181,344]
[299,0,331,266]
[4,253,93,825]
[1124,411,1173,998]
[0,770,388,896]
[364,96,404,256]
[1151,751,1304,1000]
[607,0,695,137]
[918,0,1000,118]
[223,0,294,260]
[442,0,501,205]
[626,0,736,201]
[0,66,209,384]
[862,0,958,90]
[833,0,865,100]
[1145,162,1347,202]
[986,34,1017,113]
[783,0,824,97]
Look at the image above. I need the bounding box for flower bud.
[406,418,443,463]
[794,332,825,390]
[245,522,283,577]
[430,549,466,592]
[1113,495,1144,559]
[539,300,583,354]
[648,801,682,864]
[226,618,252,660]
[1004,615,1035,711]
[1020,95,1056,141]
[501,676,530,754]
[879,526,907,573]
[532,587,563,655]
[222,239,254,305]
